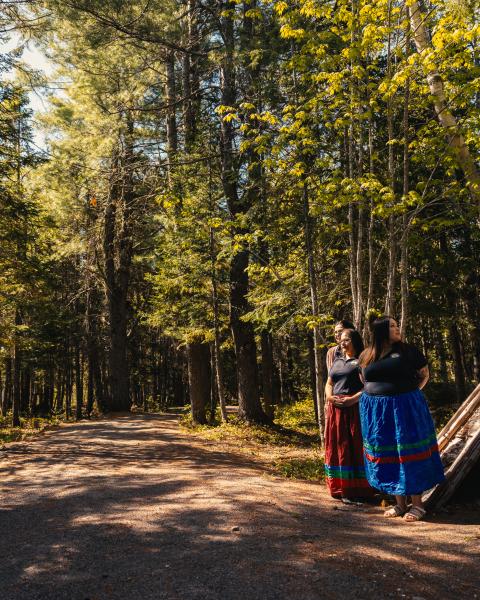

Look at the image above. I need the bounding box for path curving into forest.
[1,414,479,600]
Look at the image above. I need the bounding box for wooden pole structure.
[423,384,480,508]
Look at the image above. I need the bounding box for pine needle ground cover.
[181,398,325,481]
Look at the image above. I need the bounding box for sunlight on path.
[1,415,479,600]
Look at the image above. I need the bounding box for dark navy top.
[329,355,363,396]
[362,343,427,396]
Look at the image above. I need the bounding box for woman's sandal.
[403,506,426,522]
[384,504,407,518]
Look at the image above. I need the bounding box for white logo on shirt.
[390,353,400,358]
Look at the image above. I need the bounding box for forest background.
[1,0,479,442]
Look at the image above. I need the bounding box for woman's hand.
[334,395,360,408]
[326,395,339,404]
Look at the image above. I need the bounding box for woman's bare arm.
[325,377,336,403]
[417,366,429,390]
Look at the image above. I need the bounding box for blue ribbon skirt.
[359,389,445,496]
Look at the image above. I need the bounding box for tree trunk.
[20,366,31,414]
[435,329,449,383]
[12,309,21,427]
[303,182,325,445]
[65,357,73,419]
[307,331,319,424]
[1,357,12,417]
[103,133,135,412]
[220,7,268,424]
[385,0,397,316]
[347,130,359,324]
[409,0,480,206]
[165,49,178,183]
[400,74,410,338]
[107,290,131,411]
[210,228,228,422]
[448,320,467,403]
[187,341,210,425]
[365,117,375,338]
[86,359,94,417]
[183,0,198,150]
[261,330,275,420]
[86,295,105,412]
[230,250,267,422]
[75,342,83,420]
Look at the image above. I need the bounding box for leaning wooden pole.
[424,427,480,509]
[437,385,480,452]
[423,384,480,508]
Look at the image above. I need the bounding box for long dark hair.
[343,329,364,357]
[359,315,394,367]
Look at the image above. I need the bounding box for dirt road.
[1,414,479,600]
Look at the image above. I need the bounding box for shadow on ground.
[0,415,479,600]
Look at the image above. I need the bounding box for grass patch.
[180,398,324,481]
[274,456,325,481]
[0,415,60,446]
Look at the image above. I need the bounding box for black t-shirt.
[329,356,363,396]
[362,343,428,396]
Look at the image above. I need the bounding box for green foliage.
[0,414,60,445]
[2,0,479,431]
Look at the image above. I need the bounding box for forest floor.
[1,413,479,600]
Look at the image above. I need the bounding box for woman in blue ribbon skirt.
[358,316,445,522]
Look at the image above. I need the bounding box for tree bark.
[261,331,276,420]
[12,309,21,427]
[385,0,397,316]
[1,357,12,417]
[303,182,325,445]
[183,0,198,150]
[103,123,135,412]
[165,48,178,173]
[400,74,410,338]
[65,356,73,419]
[220,6,268,424]
[85,287,106,413]
[75,342,83,420]
[187,341,210,425]
[86,359,94,417]
[409,0,480,207]
[210,227,228,422]
[448,319,467,403]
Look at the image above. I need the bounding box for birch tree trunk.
[409,0,480,206]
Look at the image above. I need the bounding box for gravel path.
[1,414,479,600]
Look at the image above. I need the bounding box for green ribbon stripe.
[324,466,367,480]
[363,432,437,454]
